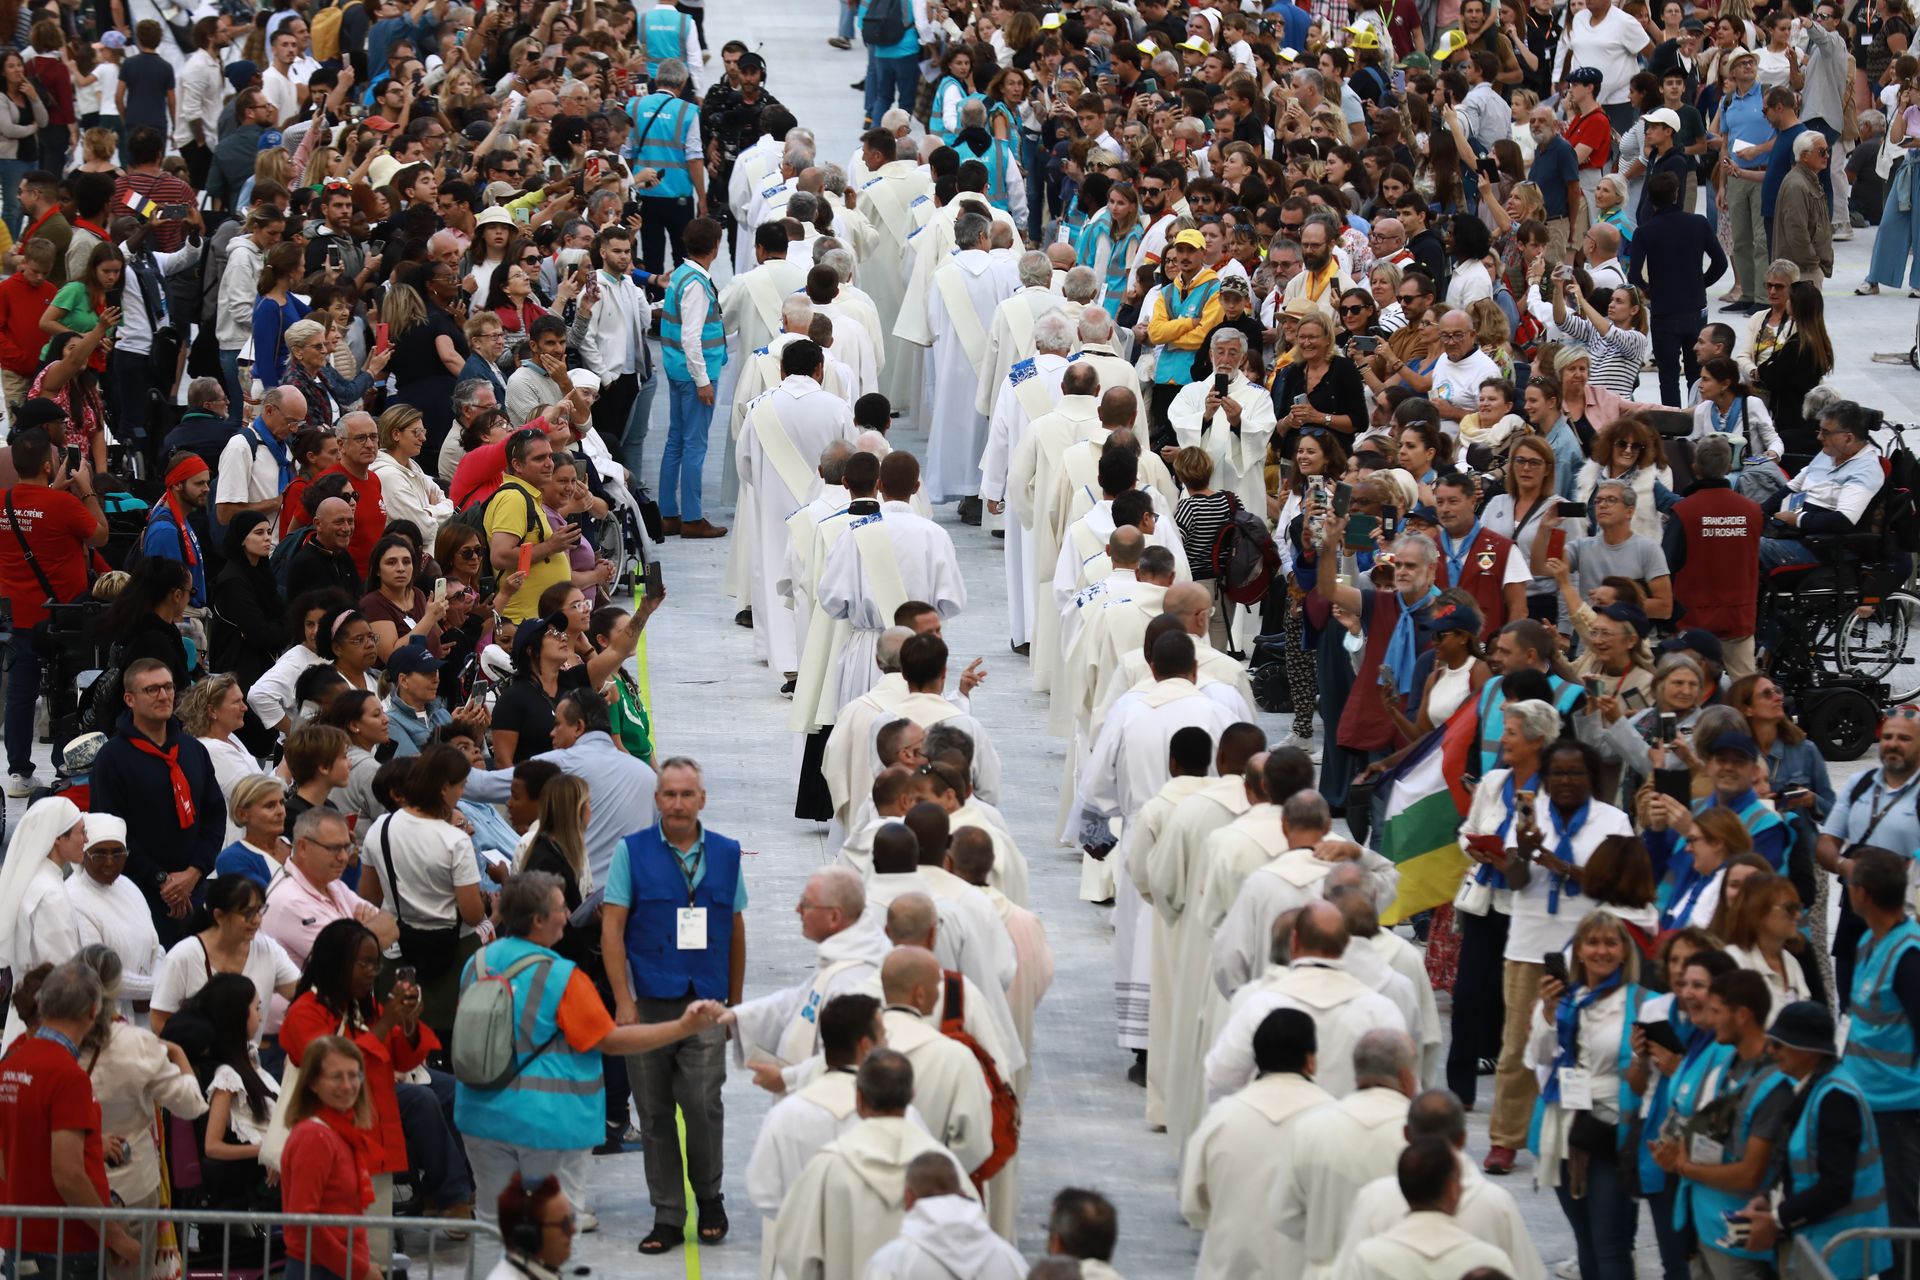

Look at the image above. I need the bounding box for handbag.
[1567,1110,1619,1155]
[1453,872,1495,916]
[377,815,463,982]
[6,491,92,659]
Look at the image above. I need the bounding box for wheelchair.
[1757,500,1920,761]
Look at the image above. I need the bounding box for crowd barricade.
[1793,1228,1920,1279]
[0,1202,500,1280]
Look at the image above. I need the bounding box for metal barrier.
[0,1203,501,1280]
[1792,1226,1920,1279]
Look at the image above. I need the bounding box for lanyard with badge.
[674,842,707,950]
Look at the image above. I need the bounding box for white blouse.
[1728,942,1812,1025]
[208,1060,281,1146]
[1526,983,1632,1188]
[198,734,272,846]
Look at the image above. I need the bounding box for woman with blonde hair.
[368,403,455,546]
[519,774,593,962]
[1466,298,1516,379]
[1482,432,1564,621]
[1369,261,1407,332]
[74,124,117,174]
[278,1036,381,1280]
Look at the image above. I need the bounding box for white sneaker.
[1286,734,1322,762]
[577,1211,599,1234]
[1553,1259,1581,1279]
[5,771,33,798]
[1834,225,1855,241]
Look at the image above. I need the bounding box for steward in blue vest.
[1648,969,1795,1271]
[1844,850,1920,1118]
[1641,732,1790,882]
[641,6,695,81]
[453,872,731,1165]
[1749,1001,1893,1278]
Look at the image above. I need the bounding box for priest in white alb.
[736,339,860,683]
[803,264,880,397]
[1048,395,1178,545]
[976,251,1069,419]
[717,221,810,504]
[765,1049,975,1280]
[1075,632,1240,1090]
[779,441,856,637]
[875,948,995,1177]
[734,140,809,276]
[1335,1137,1518,1280]
[1182,1006,1333,1280]
[809,451,966,722]
[1139,722,1268,1155]
[1069,307,1146,426]
[863,1155,1027,1280]
[1167,329,1277,519]
[817,245,884,375]
[1090,585,1255,731]
[724,294,816,609]
[924,211,1018,508]
[947,826,1052,1097]
[1056,555,1178,747]
[854,129,935,415]
[980,312,1074,655]
[1006,363,1103,692]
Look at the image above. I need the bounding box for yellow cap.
[1171,228,1207,249]
[1277,45,1300,60]
[1040,12,1063,29]
[1177,36,1214,54]
[1344,21,1381,49]
[1432,28,1470,60]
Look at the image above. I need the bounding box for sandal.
[637,1224,682,1255]
[697,1198,730,1244]
[1857,284,1881,295]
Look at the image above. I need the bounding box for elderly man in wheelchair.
[1759,399,1898,580]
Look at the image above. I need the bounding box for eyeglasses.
[133,682,175,697]
[345,432,378,444]
[1616,441,1643,452]
[309,838,353,855]
[84,847,127,860]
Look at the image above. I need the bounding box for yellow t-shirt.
[484,475,565,622]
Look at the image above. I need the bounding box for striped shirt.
[1553,314,1651,398]
[1175,490,1235,581]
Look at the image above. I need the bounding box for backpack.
[309,0,360,62]
[267,524,314,596]
[1881,440,1920,554]
[861,0,908,48]
[450,947,564,1090]
[940,971,1019,1185]
[451,482,542,539]
[1210,492,1281,606]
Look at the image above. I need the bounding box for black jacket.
[92,712,226,907]
[1628,204,1727,318]
[286,540,360,601]
[160,413,235,471]
[113,612,193,692]
[210,557,286,687]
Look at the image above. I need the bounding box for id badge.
[1558,1066,1594,1110]
[677,907,708,950]
[1691,1133,1726,1165]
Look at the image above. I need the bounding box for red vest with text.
[1435,526,1517,643]
[1672,483,1763,637]
[1339,587,1429,752]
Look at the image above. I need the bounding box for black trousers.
[1147,381,1183,453]
[1446,906,1510,1108]
[637,194,696,275]
[1649,309,1705,407]
[593,371,640,460]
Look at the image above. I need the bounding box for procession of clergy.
[708,115,1530,1280]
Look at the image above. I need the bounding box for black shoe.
[850,78,866,90]
[991,527,1005,539]
[1478,1057,1498,1076]
[1011,642,1030,656]
[957,496,983,526]
[779,677,797,697]
[734,608,753,628]
[1126,1051,1147,1087]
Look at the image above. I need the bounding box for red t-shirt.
[0,274,56,377]
[0,484,98,629]
[0,1035,109,1252]
[1567,109,1613,170]
[320,464,387,581]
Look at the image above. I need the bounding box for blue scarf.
[1706,397,1744,437]
[1546,799,1590,914]
[1660,856,1720,930]
[1382,586,1439,690]
[250,418,294,489]
[1540,968,1622,1106]
[1475,770,1538,888]
[1439,520,1483,584]
[33,1026,77,1056]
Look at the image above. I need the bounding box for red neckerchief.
[127,732,196,828]
[71,218,109,240]
[23,207,60,242]
[313,1106,377,1209]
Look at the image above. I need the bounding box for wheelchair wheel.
[1250,662,1291,714]
[1839,592,1920,703]
[1799,685,1883,761]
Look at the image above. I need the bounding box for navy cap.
[225,60,259,90]
[1568,66,1606,87]
[386,642,444,677]
[1768,1000,1838,1055]
[1706,731,1761,761]
[1658,628,1725,665]
[1597,601,1650,637]
[1419,598,1484,636]
[1404,503,1440,526]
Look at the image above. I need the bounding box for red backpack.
[940,971,1020,1185]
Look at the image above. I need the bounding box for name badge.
[1690,1133,1726,1165]
[1558,1066,1594,1110]
[677,907,708,950]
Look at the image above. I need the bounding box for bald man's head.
[1098,387,1137,426]
[1109,524,1147,568]
[1407,1088,1469,1148]
[1292,900,1351,961]
[881,946,942,1014]
[885,891,938,948]
[1163,583,1210,624]
[1046,241,1077,271]
[1062,363,1100,396]
[871,821,920,876]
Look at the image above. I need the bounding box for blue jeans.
[873,54,919,119]
[1869,160,1920,290]
[218,348,243,422]
[1647,1182,1692,1280]
[621,371,659,492]
[395,1069,472,1209]
[0,159,31,237]
[1760,534,1819,572]
[660,376,714,521]
[863,48,880,125]
[838,0,854,40]
[4,628,40,777]
[1553,1152,1638,1279]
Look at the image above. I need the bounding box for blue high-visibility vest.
[621,825,740,1000]
[1786,1064,1893,1279]
[952,139,1013,211]
[642,7,690,79]
[452,938,604,1150]
[661,262,725,384]
[1846,918,1920,1111]
[1681,1056,1793,1261]
[1474,672,1584,777]
[626,92,698,201]
[1151,272,1222,385]
[929,76,982,146]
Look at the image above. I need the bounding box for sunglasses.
[1340,304,1370,314]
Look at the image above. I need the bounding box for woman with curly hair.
[1573,414,1677,543]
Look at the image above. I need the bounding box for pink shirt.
[261,860,378,970]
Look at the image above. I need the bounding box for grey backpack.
[451,948,563,1090]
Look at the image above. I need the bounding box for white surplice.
[1120,773,1211,1125]
[1067,344,1146,427]
[979,352,1069,649]
[1341,1212,1517,1280]
[1092,641,1254,741]
[813,501,967,718]
[924,249,1018,503]
[1206,959,1408,1102]
[980,884,1051,1098]
[975,287,1068,416]
[1271,1086,1412,1280]
[1005,393,1099,693]
[1181,1072,1333,1280]
[1336,1151,1546,1280]
[1144,777,1252,1155]
[817,304,880,398]
[879,1007,995,1175]
[1210,847,1403,998]
[716,257,807,505]
[732,912,893,1092]
[821,673,921,832]
[858,162,935,416]
[736,377,860,673]
[1167,373,1278,519]
[766,1115,974,1280]
[863,1196,1028,1280]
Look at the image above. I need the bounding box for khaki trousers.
[1491,958,1544,1148]
[1722,635,1757,679]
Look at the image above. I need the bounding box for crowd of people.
[0,0,1907,1273]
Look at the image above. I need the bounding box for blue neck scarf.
[33,1026,77,1056]
[1707,397,1744,436]
[1541,967,1623,1106]
[1660,857,1720,931]
[250,418,294,489]
[1382,586,1440,689]
[1546,799,1591,914]
[1440,520,1483,583]
[1476,770,1539,887]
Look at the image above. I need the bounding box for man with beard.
[1283,216,1357,311]
[1525,105,1584,264]
[700,50,780,254]
[1137,161,1187,265]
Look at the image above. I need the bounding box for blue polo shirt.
[1721,84,1774,173]
[1527,135,1580,219]
[606,824,749,911]
[1761,121,1807,219]
[1822,768,1920,860]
